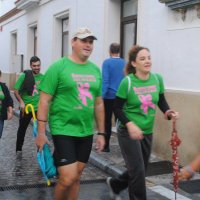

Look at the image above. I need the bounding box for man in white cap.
[35,27,105,200]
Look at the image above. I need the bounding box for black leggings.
[112,127,153,200]
[16,111,34,151]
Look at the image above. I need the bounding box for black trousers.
[112,127,153,200]
[103,99,116,149]
[16,111,35,151]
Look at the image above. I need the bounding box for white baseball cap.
[73,27,97,40]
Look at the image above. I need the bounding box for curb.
[89,151,125,177]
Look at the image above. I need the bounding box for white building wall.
[102,0,121,61]
[1,0,199,91]
[0,24,12,72]
[0,0,121,73]
[138,0,200,163]
[0,0,16,16]
[138,0,200,92]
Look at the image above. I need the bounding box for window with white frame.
[62,18,69,57]
[121,0,138,61]
[53,10,69,60]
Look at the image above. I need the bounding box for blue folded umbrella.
[26,104,57,186]
[37,144,57,182]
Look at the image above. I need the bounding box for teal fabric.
[42,144,57,178]
[33,121,57,179]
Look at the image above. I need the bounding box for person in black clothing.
[106,45,179,200]
[102,43,125,152]
[0,70,13,138]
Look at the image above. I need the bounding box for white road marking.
[150,185,192,200]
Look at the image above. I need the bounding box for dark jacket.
[19,70,35,96]
[0,82,13,120]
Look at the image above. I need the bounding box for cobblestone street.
[0,116,108,186]
[0,108,199,199]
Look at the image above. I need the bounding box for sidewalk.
[90,131,126,177]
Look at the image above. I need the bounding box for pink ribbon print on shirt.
[139,94,156,114]
[32,84,39,96]
[78,83,93,106]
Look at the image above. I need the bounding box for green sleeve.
[38,63,59,96]
[156,73,165,94]
[14,74,25,90]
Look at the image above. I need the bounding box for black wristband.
[97,132,106,136]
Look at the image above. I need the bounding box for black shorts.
[52,135,93,167]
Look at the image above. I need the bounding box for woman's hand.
[178,166,195,181]
[165,110,179,120]
[126,122,144,140]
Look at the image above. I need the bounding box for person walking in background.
[106,45,179,200]
[0,70,13,139]
[102,43,125,152]
[35,27,105,200]
[14,56,43,155]
[179,153,200,180]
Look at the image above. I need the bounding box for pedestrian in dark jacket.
[0,70,14,138]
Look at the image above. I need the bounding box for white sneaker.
[106,177,121,200]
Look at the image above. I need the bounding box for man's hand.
[7,111,13,120]
[35,133,50,151]
[19,101,25,114]
[126,122,144,140]
[95,135,105,153]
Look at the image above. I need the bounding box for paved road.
[0,110,200,199]
[0,116,163,200]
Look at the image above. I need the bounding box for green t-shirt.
[39,57,102,137]
[0,85,5,113]
[116,73,164,134]
[14,73,43,111]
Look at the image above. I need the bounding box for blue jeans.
[0,119,4,138]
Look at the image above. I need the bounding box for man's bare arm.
[14,89,25,112]
[94,96,105,151]
[35,91,52,150]
[94,96,105,133]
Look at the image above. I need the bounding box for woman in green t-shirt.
[0,70,13,138]
[106,45,179,200]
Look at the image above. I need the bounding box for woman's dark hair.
[125,45,149,75]
[0,70,1,76]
